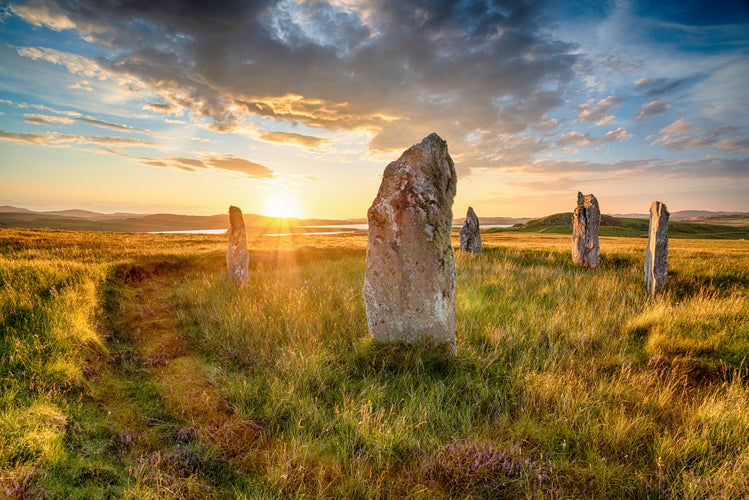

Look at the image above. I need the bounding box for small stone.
[362,133,457,351]
[226,205,249,286]
[459,206,482,254]
[645,201,669,296]
[571,192,600,268]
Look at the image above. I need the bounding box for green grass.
[493,212,749,239]
[1,228,748,497]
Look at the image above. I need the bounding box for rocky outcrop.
[645,201,669,296]
[571,192,600,268]
[459,206,482,254]
[362,133,457,351]
[226,205,249,287]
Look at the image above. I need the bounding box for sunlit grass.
[1,228,747,497]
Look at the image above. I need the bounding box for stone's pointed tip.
[422,132,445,145]
[229,205,242,214]
[577,192,584,205]
[467,206,476,217]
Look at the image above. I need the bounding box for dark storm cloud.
[12,0,577,165]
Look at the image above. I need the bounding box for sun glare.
[263,192,304,219]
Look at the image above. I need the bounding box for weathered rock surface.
[645,201,669,296]
[362,133,457,351]
[571,192,601,268]
[226,205,249,287]
[459,206,482,254]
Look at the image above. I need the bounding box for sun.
[263,191,304,219]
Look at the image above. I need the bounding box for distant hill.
[454,216,531,226]
[612,211,749,227]
[493,212,749,239]
[0,206,287,233]
[0,205,34,213]
[0,206,747,237]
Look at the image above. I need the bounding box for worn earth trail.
[94,259,265,494]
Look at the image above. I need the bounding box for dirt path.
[95,259,266,493]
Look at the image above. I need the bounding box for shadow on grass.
[348,338,460,379]
[481,246,572,269]
[667,270,749,300]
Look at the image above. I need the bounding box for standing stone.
[645,201,669,296]
[571,192,601,268]
[362,133,457,351]
[459,206,482,254]
[226,205,249,287]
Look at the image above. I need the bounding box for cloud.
[258,130,330,148]
[653,120,741,151]
[576,96,624,126]
[9,0,746,186]
[514,156,749,180]
[715,138,749,153]
[204,155,274,178]
[16,46,106,80]
[11,1,76,30]
[0,130,158,147]
[634,99,670,120]
[558,131,592,147]
[139,154,274,178]
[557,127,630,148]
[142,103,182,115]
[69,80,94,91]
[77,115,151,134]
[600,127,631,143]
[24,113,74,125]
[10,0,578,168]
[22,107,152,134]
[660,119,694,136]
[634,77,684,96]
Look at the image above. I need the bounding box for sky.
[0,0,748,219]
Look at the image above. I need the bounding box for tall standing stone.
[571,192,601,268]
[645,201,669,296]
[459,206,482,254]
[362,133,457,351]
[226,205,249,287]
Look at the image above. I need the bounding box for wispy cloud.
[715,138,749,153]
[634,77,684,96]
[24,113,74,125]
[21,107,153,135]
[576,96,624,126]
[653,119,742,151]
[16,46,106,80]
[0,130,158,148]
[258,130,330,148]
[634,99,670,120]
[69,80,93,92]
[138,154,274,178]
[142,103,182,115]
[77,115,151,134]
[557,127,631,148]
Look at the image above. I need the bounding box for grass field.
[1,228,748,498]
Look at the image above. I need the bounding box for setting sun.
[263,191,304,219]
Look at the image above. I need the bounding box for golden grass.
[1,227,748,497]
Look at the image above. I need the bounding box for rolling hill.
[0,206,747,238]
[491,212,749,239]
